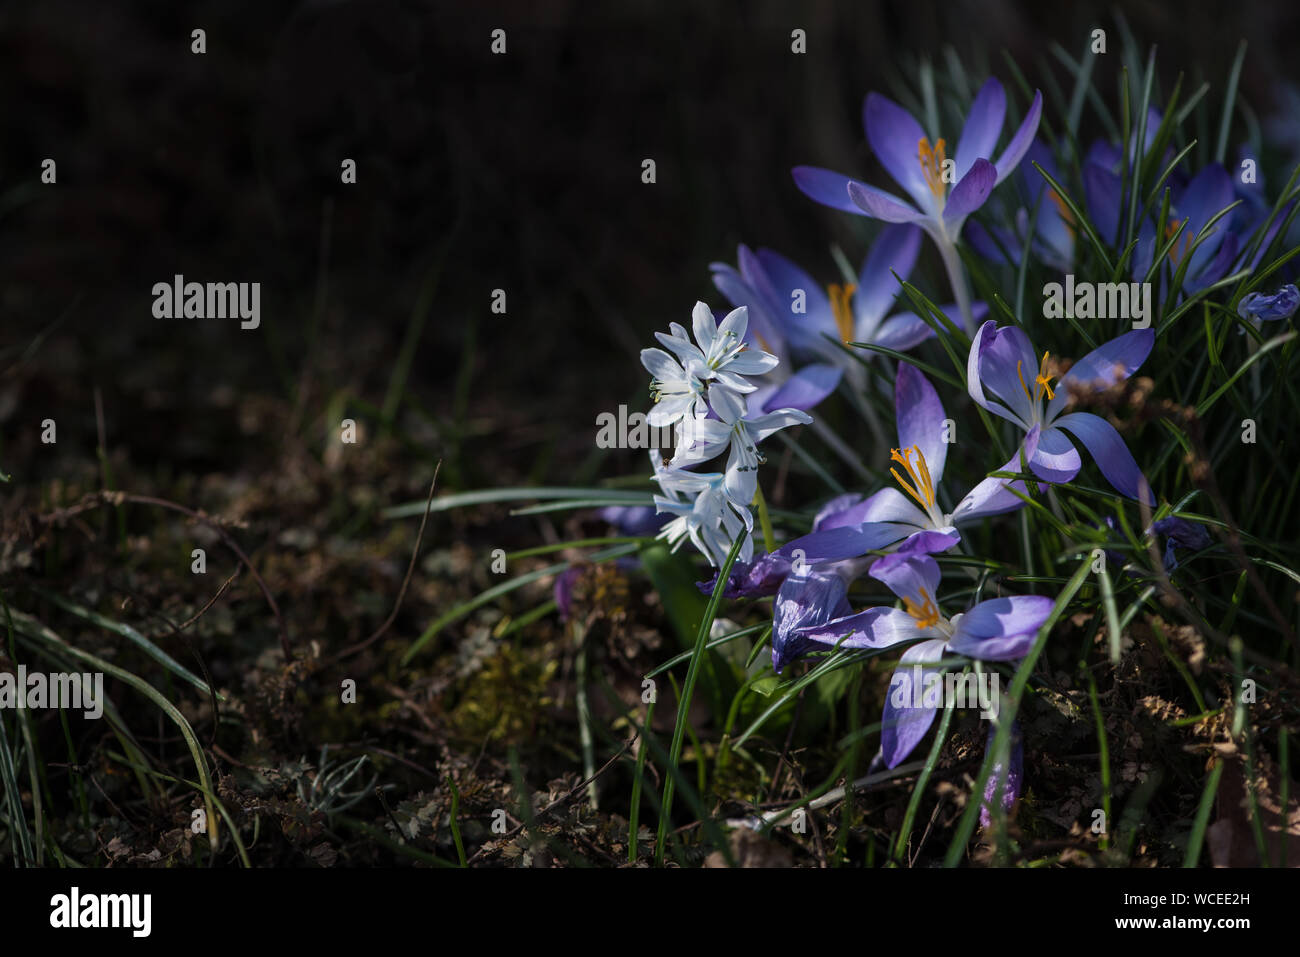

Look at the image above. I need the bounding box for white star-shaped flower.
[640,302,778,427]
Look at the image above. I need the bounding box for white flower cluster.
[640,302,811,566]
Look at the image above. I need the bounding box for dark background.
[0,0,1297,873]
[2,0,1298,488]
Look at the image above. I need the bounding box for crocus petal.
[770,521,911,573]
[881,639,949,767]
[948,595,1054,660]
[856,487,930,529]
[864,92,934,209]
[1238,284,1300,322]
[1184,232,1238,294]
[1046,328,1154,421]
[697,553,781,599]
[847,181,925,223]
[1019,138,1057,205]
[598,505,665,538]
[772,568,855,672]
[1175,163,1234,234]
[870,552,942,607]
[554,566,583,622]
[702,522,904,598]
[794,606,922,654]
[712,262,777,350]
[980,721,1024,828]
[943,158,997,230]
[1151,516,1213,571]
[949,473,1028,522]
[1053,411,1155,504]
[872,311,935,351]
[734,245,790,355]
[1083,162,1122,246]
[755,249,835,351]
[855,224,923,329]
[1131,107,1164,163]
[762,363,842,412]
[895,528,962,557]
[965,218,1020,267]
[792,165,867,214]
[1086,139,1120,173]
[967,320,1036,427]
[1150,516,1212,551]
[814,493,866,530]
[955,78,1007,181]
[1027,425,1082,484]
[1240,200,1296,272]
[949,427,1040,523]
[895,362,949,484]
[993,91,1043,185]
[965,320,1006,420]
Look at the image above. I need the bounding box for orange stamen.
[890,446,936,510]
[918,137,949,200]
[903,587,941,628]
[828,283,857,343]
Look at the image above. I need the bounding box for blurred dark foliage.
[1,0,1297,483]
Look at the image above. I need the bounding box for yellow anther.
[1035,350,1056,401]
[1165,217,1191,265]
[828,283,857,343]
[903,588,941,628]
[1047,189,1077,237]
[1016,360,1033,402]
[1017,351,1056,403]
[890,445,936,510]
[918,137,949,200]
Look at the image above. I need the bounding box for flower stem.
[655,531,747,865]
[752,485,775,555]
[937,234,975,333]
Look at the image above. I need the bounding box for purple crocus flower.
[696,496,938,600]
[597,505,667,538]
[967,139,1081,272]
[1232,144,1271,224]
[793,77,1042,331]
[1132,163,1241,295]
[711,226,970,383]
[847,362,1040,538]
[696,361,1034,600]
[770,560,871,673]
[967,320,1156,504]
[554,565,584,622]
[1149,516,1213,572]
[980,720,1024,827]
[1081,107,1172,246]
[789,545,1053,765]
[1238,283,1300,323]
